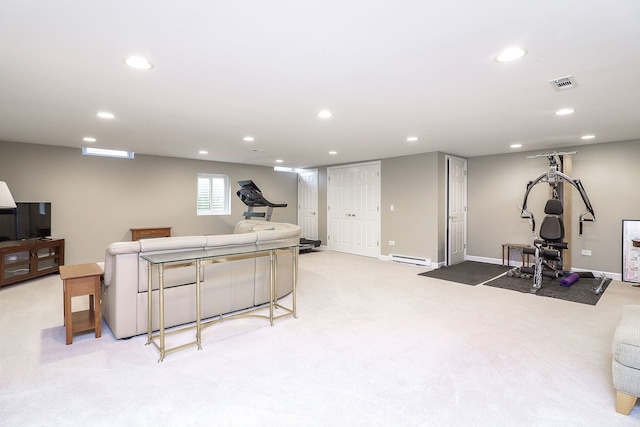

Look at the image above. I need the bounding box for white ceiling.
[1,1,639,168]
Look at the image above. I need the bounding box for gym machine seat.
[521,199,568,292]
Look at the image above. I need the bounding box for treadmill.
[236,180,321,251]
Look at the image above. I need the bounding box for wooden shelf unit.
[0,238,65,288]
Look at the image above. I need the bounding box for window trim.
[197,173,230,216]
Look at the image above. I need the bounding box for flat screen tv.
[0,202,51,242]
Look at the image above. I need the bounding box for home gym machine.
[236,180,321,251]
[518,151,604,293]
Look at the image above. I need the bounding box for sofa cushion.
[613,305,640,369]
[205,232,257,247]
[137,257,199,293]
[139,235,207,252]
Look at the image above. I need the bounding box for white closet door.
[327,162,380,258]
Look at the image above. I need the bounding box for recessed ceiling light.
[96,111,115,119]
[495,47,527,63]
[83,137,96,143]
[406,136,419,142]
[275,159,284,163]
[510,143,522,148]
[199,150,208,155]
[243,136,255,142]
[555,108,575,116]
[329,151,337,155]
[317,110,333,119]
[581,135,596,140]
[124,56,153,70]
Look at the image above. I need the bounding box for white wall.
[0,141,298,264]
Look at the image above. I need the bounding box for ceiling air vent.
[549,75,577,90]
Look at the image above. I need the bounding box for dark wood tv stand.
[0,238,65,288]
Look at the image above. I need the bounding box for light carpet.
[1,250,640,426]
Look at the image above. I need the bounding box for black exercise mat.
[483,273,611,305]
[418,261,511,286]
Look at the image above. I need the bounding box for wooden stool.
[60,263,104,345]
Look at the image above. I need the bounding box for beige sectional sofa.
[101,220,301,339]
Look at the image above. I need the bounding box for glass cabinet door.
[37,246,60,272]
[3,250,31,279]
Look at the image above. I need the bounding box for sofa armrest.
[104,241,141,286]
[101,252,141,339]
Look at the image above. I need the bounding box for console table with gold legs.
[141,241,298,362]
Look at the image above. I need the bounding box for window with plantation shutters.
[197,173,230,215]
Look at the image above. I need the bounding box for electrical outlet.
[389,240,395,246]
[581,249,592,256]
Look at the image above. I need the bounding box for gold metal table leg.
[146,262,152,345]
[196,259,202,350]
[158,264,165,362]
[269,250,275,326]
[292,246,298,319]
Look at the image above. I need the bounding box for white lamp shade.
[0,181,17,208]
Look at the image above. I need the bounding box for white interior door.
[327,162,380,258]
[447,155,467,265]
[298,169,318,240]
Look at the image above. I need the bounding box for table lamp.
[0,181,17,208]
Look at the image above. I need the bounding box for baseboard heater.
[389,254,430,267]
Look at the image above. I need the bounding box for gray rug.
[418,261,511,286]
[483,273,611,305]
